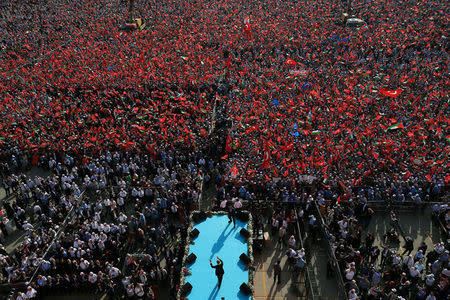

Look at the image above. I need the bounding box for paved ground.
[308,238,339,299]
[367,206,442,259]
[0,167,51,254]
[253,228,307,300]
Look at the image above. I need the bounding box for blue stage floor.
[185,214,251,300]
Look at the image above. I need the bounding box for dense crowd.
[317,194,449,300]
[0,0,448,184]
[0,0,448,298]
[0,148,206,299]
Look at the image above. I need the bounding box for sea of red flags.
[0,0,447,187]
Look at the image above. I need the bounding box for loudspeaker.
[180,282,192,296]
[190,228,199,238]
[239,253,251,265]
[236,211,249,222]
[240,228,251,239]
[192,211,207,223]
[239,282,252,295]
[186,253,197,264]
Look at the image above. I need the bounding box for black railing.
[312,201,347,300]
[294,208,317,300]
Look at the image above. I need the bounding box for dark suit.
[228,207,236,227]
[210,259,224,288]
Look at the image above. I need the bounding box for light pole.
[120,0,145,31]
[127,0,135,23]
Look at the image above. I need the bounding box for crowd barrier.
[294,208,317,300]
[4,190,86,298]
[312,201,347,300]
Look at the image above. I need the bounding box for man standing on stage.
[210,257,225,288]
[228,206,236,228]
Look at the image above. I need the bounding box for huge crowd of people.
[0,149,207,299]
[316,192,449,300]
[0,0,448,298]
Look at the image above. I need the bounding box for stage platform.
[184,214,251,300]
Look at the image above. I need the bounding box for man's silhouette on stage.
[228,206,236,228]
[210,257,225,288]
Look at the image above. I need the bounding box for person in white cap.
[414,249,424,261]
[414,258,424,273]
[442,268,450,277]
[434,242,444,255]
[392,253,401,266]
[348,288,357,300]
[345,266,355,280]
[425,273,435,287]
[25,286,37,299]
[439,250,449,263]
[109,265,121,278]
[88,271,98,284]
[410,265,420,278]
[403,254,414,270]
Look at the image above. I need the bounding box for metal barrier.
[28,190,86,284]
[313,201,347,300]
[4,190,86,298]
[294,209,317,300]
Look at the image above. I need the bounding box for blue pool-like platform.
[185,214,251,300]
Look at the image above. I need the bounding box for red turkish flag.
[285,58,297,66]
[261,144,271,170]
[230,162,239,177]
[225,136,232,153]
[379,88,402,98]
[403,171,411,180]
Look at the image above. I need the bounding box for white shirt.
[26,287,37,299]
[80,260,89,270]
[109,267,120,278]
[135,284,145,297]
[88,273,98,283]
[410,267,420,277]
[119,214,127,223]
[392,255,401,265]
[403,256,414,268]
[16,292,26,300]
[345,269,355,280]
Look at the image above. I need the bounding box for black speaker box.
[240,228,251,239]
[239,252,251,265]
[180,282,192,296]
[239,282,252,295]
[190,228,199,238]
[186,253,197,264]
